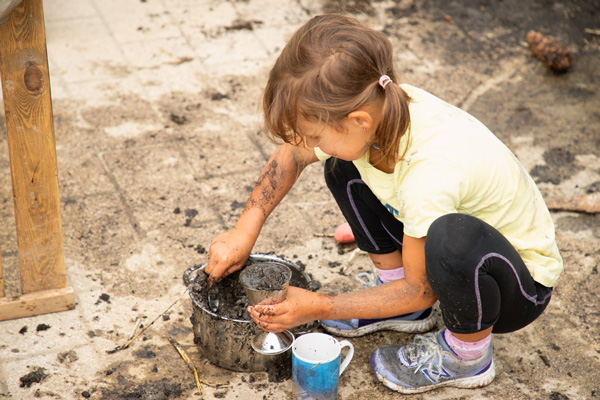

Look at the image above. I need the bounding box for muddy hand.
[205,229,253,285]
[248,286,321,332]
[249,304,283,333]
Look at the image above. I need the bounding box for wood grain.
[0,0,66,294]
[0,287,75,321]
[0,255,4,297]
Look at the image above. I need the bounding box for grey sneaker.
[370,329,495,394]
[321,308,435,337]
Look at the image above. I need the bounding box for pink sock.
[444,329,491,361]
[375,267,405,282]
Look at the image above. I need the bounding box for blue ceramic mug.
[292,332,354,399]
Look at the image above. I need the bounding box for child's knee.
[425,214,477,277]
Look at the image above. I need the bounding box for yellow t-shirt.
[315,84,563,287]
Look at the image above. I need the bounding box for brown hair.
[263,14,411,165]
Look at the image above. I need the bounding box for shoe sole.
[373,360,496,394]
[321,313,436,338]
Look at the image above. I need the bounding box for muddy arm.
[237,142,318,238]
[206,143,318,283]
[326,235,437,319]
[250,235,438,331]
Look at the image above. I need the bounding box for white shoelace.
[355,271,378,287]
[404,333,445,376]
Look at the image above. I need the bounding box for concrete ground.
[0,0,599,399]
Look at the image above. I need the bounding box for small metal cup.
[240,262,292,305]
[240,262,294,355]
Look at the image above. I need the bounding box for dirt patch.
[135,346,158,359]
[80,94,157,129]
[192,269,250,320]
[36,323,51,332]
[57,350,79,365]
[530,147,581,185]
[19,367,48,388]
[240,262,290,291]
[99,377,187,400]
[95,293,111,305]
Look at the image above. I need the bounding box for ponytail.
[375,82,411,165]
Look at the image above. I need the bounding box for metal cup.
[241,262,292,305]
[240,262,294,355]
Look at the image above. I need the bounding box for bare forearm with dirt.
[250,235,438,332]
[235,143,317,238]
[205,143,318,283]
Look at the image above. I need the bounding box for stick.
[341,248,367,274]
[168,337,203,396]
[168,338,230,391]
[546,192,600,214]
[106,289,188,354]
[127,317,142,341]
[313,232,335,238]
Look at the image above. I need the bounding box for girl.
[205,14,563,394]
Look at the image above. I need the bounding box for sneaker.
[321,308,436,337]
[370,329,495,394]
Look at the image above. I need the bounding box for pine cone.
[526,31,573,72]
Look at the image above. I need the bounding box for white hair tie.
[379,75,392,89]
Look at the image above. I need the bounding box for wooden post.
[0,256,4,297]
[0,0,75,321]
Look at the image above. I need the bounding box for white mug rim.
[292,332,342,364]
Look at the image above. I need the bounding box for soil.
[99,378,186,400]
[35,324,51,332]
[188,258,311,321]
[19,367,48,388]
[239,262,291,291]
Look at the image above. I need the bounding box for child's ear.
[348,110,373,131]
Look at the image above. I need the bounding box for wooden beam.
[0,287,75,321]
[0,0,66,294]
[0,255,4,297]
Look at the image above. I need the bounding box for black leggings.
[325,159,552,334]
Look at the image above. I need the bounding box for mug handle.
[338,340,354,376]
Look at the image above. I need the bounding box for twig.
[546,192,600,214]
[127,317,142,341]
[341,247,367,274]
[309,362,321,370]
[168,337,203,397]
[585,28,600,36]
[168,338,230,391]
[106,289,188,354]
[313,232,335,238]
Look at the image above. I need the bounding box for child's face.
[297,118,373,161]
